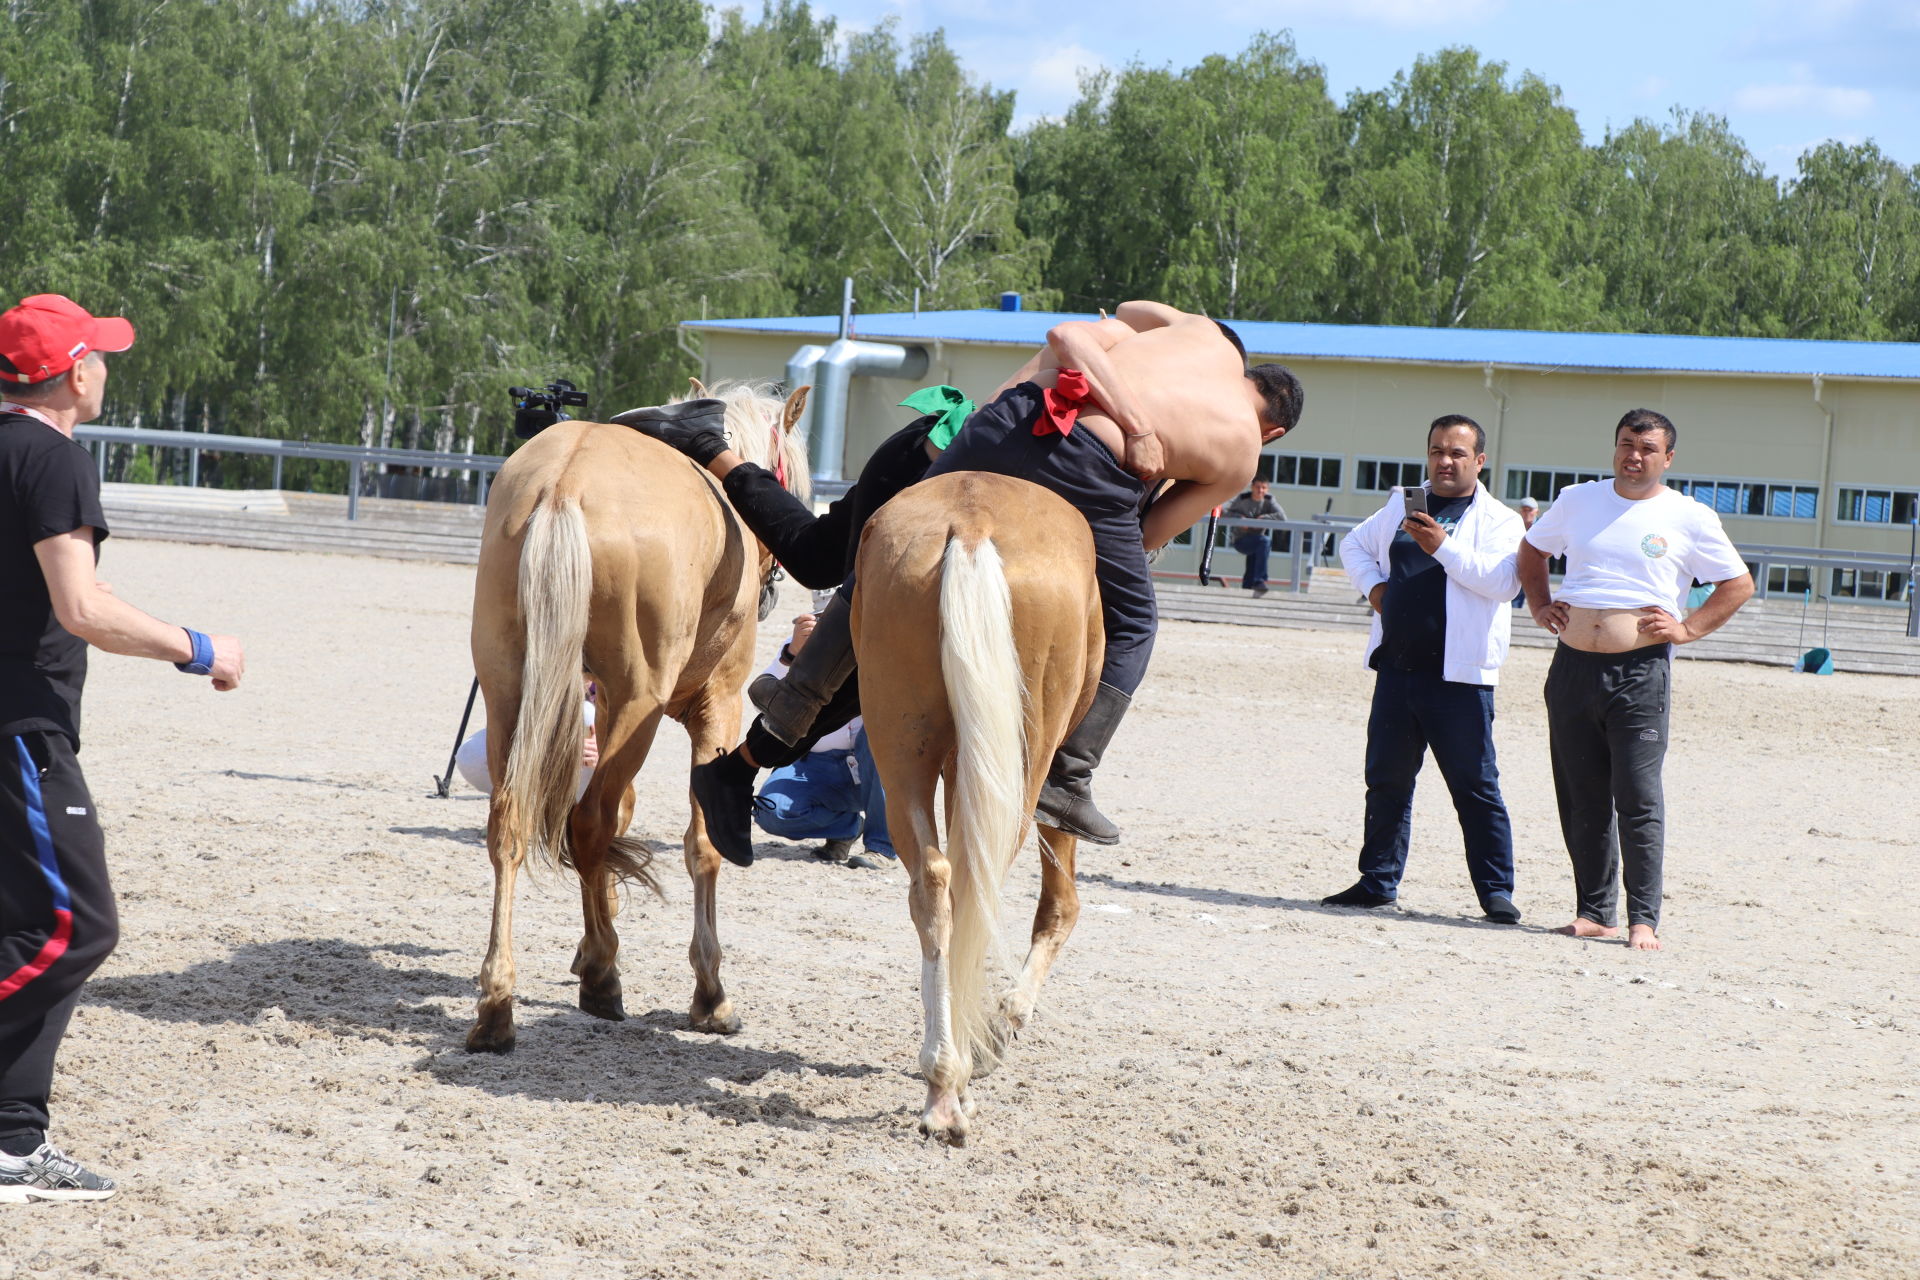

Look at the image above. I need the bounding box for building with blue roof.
[683,306,1919,602]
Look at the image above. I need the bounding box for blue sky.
[794,0,1920,175]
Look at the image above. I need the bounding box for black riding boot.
[691,750,759,868]
[749,591,857,746]
[1033,681,1131,845]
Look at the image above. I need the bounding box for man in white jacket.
[1326,415,1525,923]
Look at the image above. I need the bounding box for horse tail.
[937,532,1028,1075]
[497,496,592,872]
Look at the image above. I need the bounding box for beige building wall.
[694,326,1920,584]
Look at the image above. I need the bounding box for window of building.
[1829,568,1913,602]
[1834,486,1920,525]
[1257,452,1342,489]
[1763,564,1813,596]
[1671,476,1818,521]
[1504,467,1608,504]
[1356,457,1425,491]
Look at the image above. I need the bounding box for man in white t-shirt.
[1517,409,1754,951]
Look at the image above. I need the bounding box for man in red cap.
[0,294,245,1202]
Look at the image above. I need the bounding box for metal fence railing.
[72,425,507,521]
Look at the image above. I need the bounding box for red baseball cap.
[0,294,136,385]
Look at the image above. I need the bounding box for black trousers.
[0,732,118,1147]
[1544,645,1671,930]
[923,382,1155,695]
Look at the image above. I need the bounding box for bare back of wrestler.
[998,300,1290,549]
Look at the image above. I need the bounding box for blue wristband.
[176,628,215,676]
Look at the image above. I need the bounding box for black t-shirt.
[721,416,937,588]
[1371,490,1473,678]
[1,411,108,748]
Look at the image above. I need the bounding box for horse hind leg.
[883,762,969,1143]
[569,697,667,1023]
[682,689,744,1035]
[998,824,1081,1038]
[469,794,526,1053]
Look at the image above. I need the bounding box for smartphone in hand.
[1399,485,1428,517]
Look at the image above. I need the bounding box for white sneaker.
[0,1143,119,1203]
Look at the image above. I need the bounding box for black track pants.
[0,732,118,1146]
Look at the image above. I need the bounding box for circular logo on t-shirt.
[1641,534,1669,559]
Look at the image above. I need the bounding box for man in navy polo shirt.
[0,294,245,1202]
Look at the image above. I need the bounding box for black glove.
[610,398,730,466]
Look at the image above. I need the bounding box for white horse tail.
[937,532,1028,1075]
[497,496,592,871]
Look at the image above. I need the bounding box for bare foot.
[1554,918,1620,939]
[1627,924,1662,951]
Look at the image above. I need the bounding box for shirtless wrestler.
[696,301,1304,861]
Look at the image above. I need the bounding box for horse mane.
[672,379,811,503]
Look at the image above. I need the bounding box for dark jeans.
[1356,668,1515,907]
[1,733,118,1148]
[1233,533,1270,589]
[924,382,1154,695]
[1545,644,1670,930]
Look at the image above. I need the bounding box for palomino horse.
[852,472,1103,1143]
[466,380,810,1052]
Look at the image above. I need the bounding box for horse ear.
[688,376,710,399]
[781,385,811,434]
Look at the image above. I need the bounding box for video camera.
[510,378,589,439]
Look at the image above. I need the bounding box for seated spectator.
[1223,478,1286,596]
[751,612,894,869]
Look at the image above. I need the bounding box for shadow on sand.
[87,936,891,1130]
[1076,870,1560,936]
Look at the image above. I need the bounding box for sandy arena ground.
[9,538,1917,1278]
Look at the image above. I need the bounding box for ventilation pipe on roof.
[785,341,828,426]
[781,278,930,483]
[804,338,930,482]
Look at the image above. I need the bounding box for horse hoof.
[465,1022,517,1054]
[917,1116,969,1147]
[690,1005,742,1035]
[919,1087,970,1144]
[578,987,627,1022]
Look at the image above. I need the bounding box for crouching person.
[750,613,892,869]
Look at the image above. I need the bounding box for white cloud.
[1633,75,1668,101]
[1732,70,1875,118]
[1735,0,1920,91]
[1023,42,1107,101]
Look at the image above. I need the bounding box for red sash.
[1036,369,1090,436]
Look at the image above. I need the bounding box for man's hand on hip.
[1532,600,1570,635]
[1368,584,1386,614]
[1635,607,1691,644]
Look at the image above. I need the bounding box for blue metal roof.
[685,310,1920,381]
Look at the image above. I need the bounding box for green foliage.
[1024,34,1347,319]
[2,7,1913,461]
